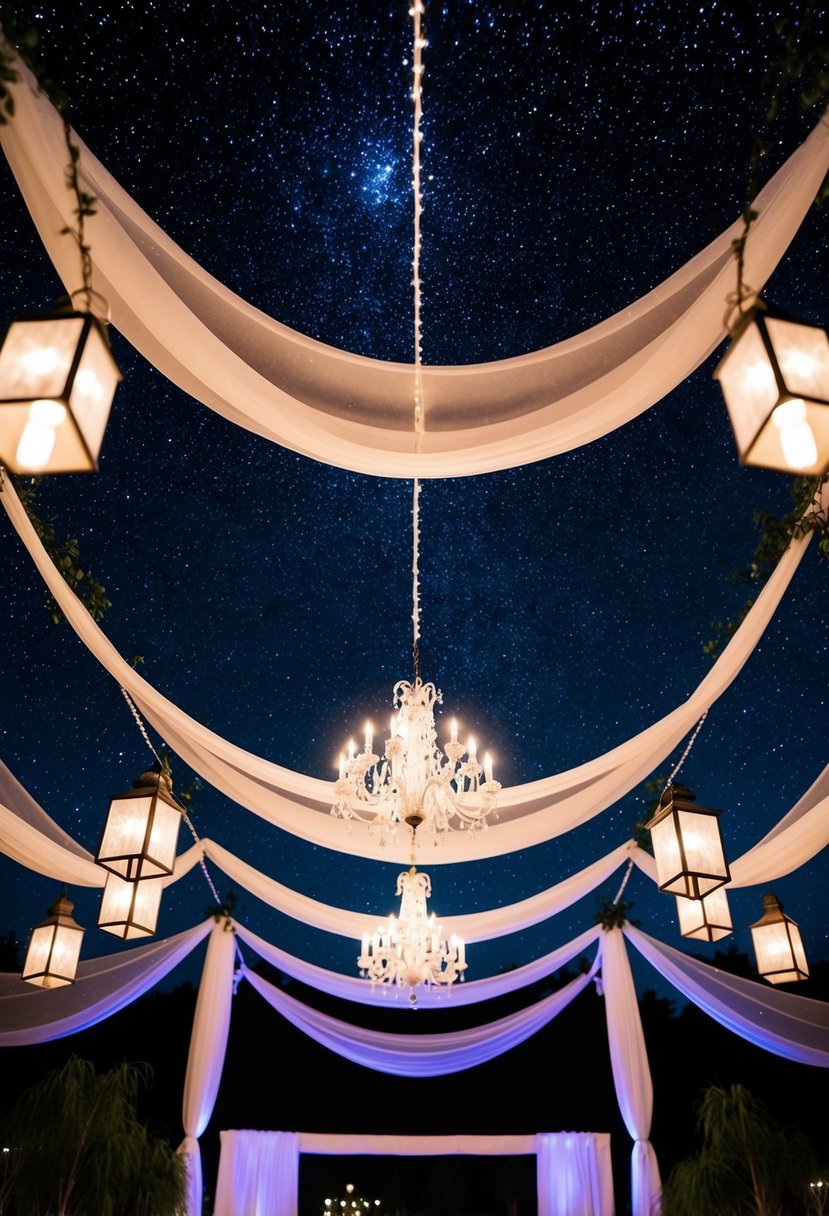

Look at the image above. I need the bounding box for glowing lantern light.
[21,891,85,988]
[96,764,184,882]
[714,304,829,475]
[0,310,121,473]
[676,885,733,942]
[98,872,163,940]
[645,782,730,900]
[749,892,809,984]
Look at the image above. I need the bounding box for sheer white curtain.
[179,920,238,1216]
[214,1131,612,1216]
[536,1132,614,1216]
[625,925,829,1067]
[214,1130,300,1216]
[2,475,816,867]
[600,929,661,1216]
[3,59,829,478]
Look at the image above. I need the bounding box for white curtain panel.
[214,1130,300,1216]
[179,920,238,1216]
[215,1130,612,1216]
[3,63,828,477]
[536,1132,614,1216]
[599,929,661,1216]
[1,476,815,866]
[0,920,212,1045]
[625,925,829,1067]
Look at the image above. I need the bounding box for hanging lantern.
[645,782,730,900]
[96,764,184,881]
[98,872,163,940]
[714,303,829,475]
[21,891,85,988]
[676,885,732,942]
[0,309,121,473]
[749,892,809,984]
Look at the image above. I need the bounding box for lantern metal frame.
[676,884,732,942]
[95,764,185,882]
[714,301,829,475]
[0,307,121,474]
[645,782,730,901]
[98,871,163,940]
[21,891,85,988]
[749,892,809,984]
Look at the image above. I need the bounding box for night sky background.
[0,0,827,1080]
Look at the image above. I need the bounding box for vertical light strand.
[410,0,427,683]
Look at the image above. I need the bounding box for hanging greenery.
[11,476,111,622]
[704,474,828,659]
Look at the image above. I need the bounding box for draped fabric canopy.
[1,474,819,865]
[2,63,829,478]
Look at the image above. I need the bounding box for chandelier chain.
[663,709,709,795]
[410,3,426,682]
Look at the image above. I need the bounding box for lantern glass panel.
[766,317,829,400]
[676,886,732,942]
[0,316,83,399]
[97,794,154,878]
[68,321,120,456]
[98,873,162,940]
[650,806,728,899]
[144,797,182,875]
[717,321,779,450]
[751,920,808,984]
[22,919,84,988]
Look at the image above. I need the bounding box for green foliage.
[704,475,828,660]
[13,476,111,622]
[0,7,70,120]
[206,888,239,923]
[0,1056,185,1216]
[661,1082,816,1216]
[593,897,637,930]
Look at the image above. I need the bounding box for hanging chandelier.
[332,0,501,847]
[357,833,466,1004]
[333,678,500,840]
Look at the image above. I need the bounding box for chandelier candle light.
[357,827,467,1004]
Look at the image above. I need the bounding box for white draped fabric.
[215,1131,613,1216]
[3,65,829,477]
[0,920,211,1045]
[179,920,238,1216]
[1,475,815,865]
[241,957,596,1077]
[537,1132,615,1216]
[599,929,661,1216]
[209,841,632,942]
[625,925,829,1067]
[235,923,602,1008]
[214,1130,300,1216]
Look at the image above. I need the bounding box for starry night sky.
[0,1,827,1001]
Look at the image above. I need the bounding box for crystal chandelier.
[357,834,466,1004]
[333,678,500,841]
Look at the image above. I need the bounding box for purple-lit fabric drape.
[214,1130,300,1216]
[600,929,661,1216]
[625,925,829,1066]
[536,1132,614,1216]
[0,921,211,1045]
[242,958,596,1077]
[235,922,602,1007]
[179,921,237,1216]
